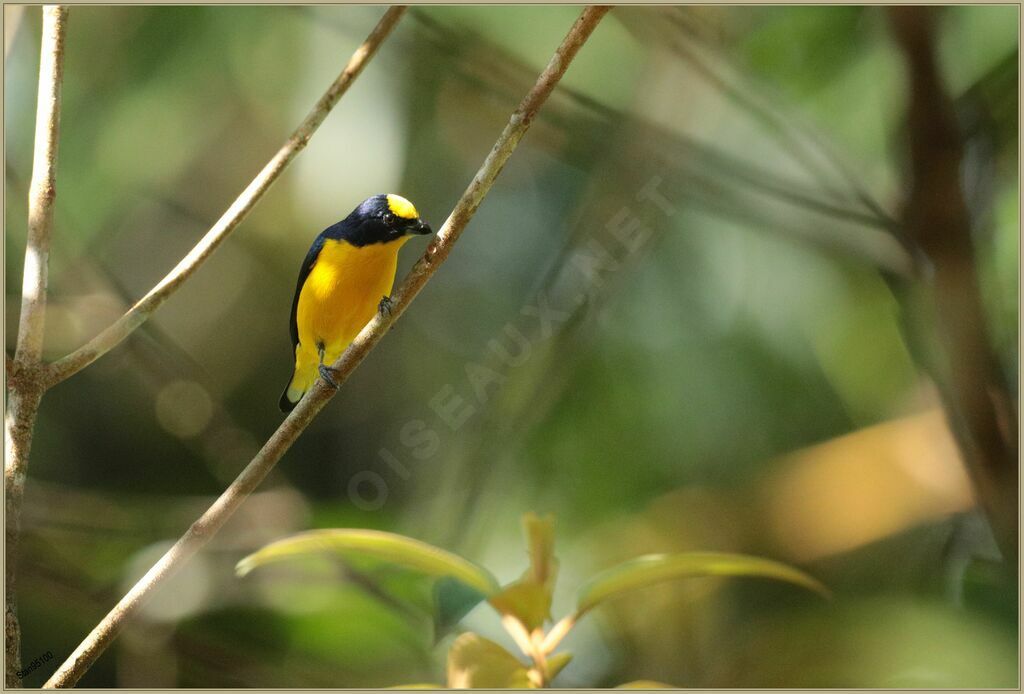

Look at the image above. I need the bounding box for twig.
[42,6,611,688]
[14,6,66,366]
[44,5,407,389]
[889,7,1018,565]
[5,6,68,687]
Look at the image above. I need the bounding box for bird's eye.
[383,212,395,225]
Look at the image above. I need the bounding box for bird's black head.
[333,194,432,246]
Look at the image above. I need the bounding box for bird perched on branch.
[280,194,432,412]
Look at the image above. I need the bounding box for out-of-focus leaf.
[524,512,557,585]
[434,576,490,640]
[446,632,533,688]
[616,680,676,688]
[761,409,972,561]
[488,581,551,634]
[236,529,500,596]
[576,552,829,614]
[962,556,1016,625]
[488,513,559,631]
[738,7,866,97]
[546,651,573,680]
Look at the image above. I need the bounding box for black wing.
[288,233,326,352]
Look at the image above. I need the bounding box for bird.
[279,194,432,412]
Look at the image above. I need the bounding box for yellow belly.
[295,236,407,365]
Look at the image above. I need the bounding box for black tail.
[278,381,297,413]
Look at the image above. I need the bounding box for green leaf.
[546,651,573,681]
[488,581,552,633]
[487,513,560,631]
[236,529,500,597]
[576,552,830,615]
[446,632,533,688]
[616,680,675,688]
[523,512,557,586]
[434,577,490,640]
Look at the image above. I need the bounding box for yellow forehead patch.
[386,194,418,220]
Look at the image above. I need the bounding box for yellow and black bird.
[279,194,432,412]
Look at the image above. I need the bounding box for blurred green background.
[4,4,1018,688]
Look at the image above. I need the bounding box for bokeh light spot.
[154,380,213,439]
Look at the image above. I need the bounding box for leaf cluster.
[237,512,828,687]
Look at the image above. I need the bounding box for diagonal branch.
[42,6,611,688]
[44,5,407,389]
[6,6,68,688]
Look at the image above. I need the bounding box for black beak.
[412,219,432,235]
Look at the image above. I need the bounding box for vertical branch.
[889,7,1018,565]
[42,6,610,688]
[5,5,68,687]
[14,6,66,365]
[3,384,40,690]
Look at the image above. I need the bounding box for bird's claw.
[378,295,395,317]
[318,364,341,389]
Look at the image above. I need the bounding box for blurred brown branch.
[42,6,611,688]
[5,6,68,687]
[44,6,408,388]
[889,6,1018,566]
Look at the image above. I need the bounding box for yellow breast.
[296,237,407,352]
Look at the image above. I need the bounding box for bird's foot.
[319,364,341,389]
[378,295,395,317]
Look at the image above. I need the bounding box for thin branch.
[42,6,611,688]
[14,5,66,366]
[5,6,68,688]
[44,5,407,389]
[889,7,1018,565]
